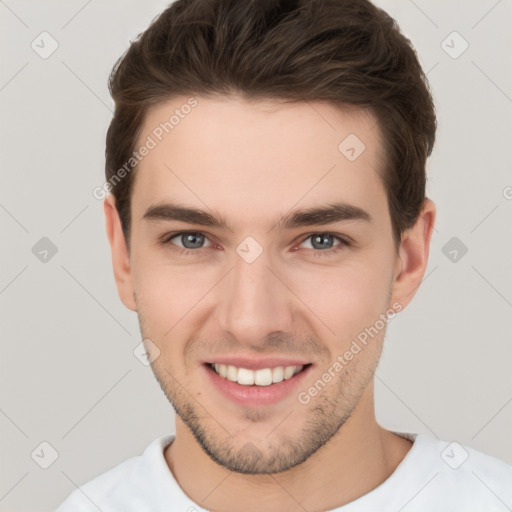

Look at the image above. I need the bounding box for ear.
[104,195,137,312]
[390,198,436,309]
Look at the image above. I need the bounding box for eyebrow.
[274,202,372,231]
[142,201,372,232]
[143,203,235,232]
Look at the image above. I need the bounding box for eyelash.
[159,231,351,258]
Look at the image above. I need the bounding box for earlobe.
[390,199,436,309]
[104,196,137,312]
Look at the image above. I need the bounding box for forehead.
[131,95,388,229]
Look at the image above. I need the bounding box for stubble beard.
[150,349,381,475]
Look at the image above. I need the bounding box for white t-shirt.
[55,432,512,511]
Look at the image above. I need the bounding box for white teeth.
[218,364,227,378]
[212,364,304,386]
[226,364,238,381]
[283,366,296,379]
[237,368,255,385]
[254,368,273,386]
[272,366,284,383]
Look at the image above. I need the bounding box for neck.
[164,381,412,512]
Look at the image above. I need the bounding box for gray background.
[1,1,511,510]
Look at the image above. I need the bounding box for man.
[57,0,512,510]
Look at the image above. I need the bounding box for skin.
[105,95,435,512]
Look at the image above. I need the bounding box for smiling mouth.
[209,363,311,386]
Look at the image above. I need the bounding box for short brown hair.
[105,0,436,247]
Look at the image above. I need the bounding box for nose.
[216,248,294,349]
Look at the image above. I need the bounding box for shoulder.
[54,436,175,512]
[396,432,512,510]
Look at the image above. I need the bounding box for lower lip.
[204,364,312,407]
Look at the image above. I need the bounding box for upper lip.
[205,357,311,371]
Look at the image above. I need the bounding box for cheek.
[131,237,396,350]
[131,256,214,338]
[287,254,394,342]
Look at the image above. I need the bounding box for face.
[116,95,406,473]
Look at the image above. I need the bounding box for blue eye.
[160,231,349,258]
[301,233,341,250]
[165,232,212,250]
[298,233,348,257]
